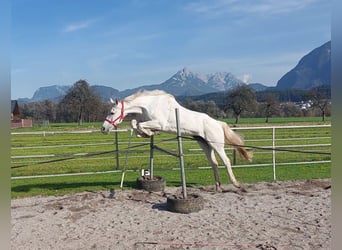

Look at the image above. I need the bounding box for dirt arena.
[11,179,331,250]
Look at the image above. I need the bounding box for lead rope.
[120,128,134,189]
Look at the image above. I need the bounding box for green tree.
[280,103,303,117]
[226,85,257,123]
[259,93,280,123]
[21,103,34,119]
[184,99,223,118]
[42,100,57,122]
[309,88,330,121]
[58,80,102,125]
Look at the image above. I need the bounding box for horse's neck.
[124,94,177,116]
[124,95,151,114]
[124,101,143,115]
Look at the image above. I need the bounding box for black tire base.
[136,176,166,192]
[166,193,204,213]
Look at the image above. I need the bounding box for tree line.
[180,85,331,123]
[20,80,331,125]
[20,80,111,125]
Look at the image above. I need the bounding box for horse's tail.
[220,121,253,162]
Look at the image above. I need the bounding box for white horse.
[101,90,252,191]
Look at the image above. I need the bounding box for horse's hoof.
[131,119,138,129]
[215,186,223,193]
[239,186,247,193]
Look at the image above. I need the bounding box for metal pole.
[149,135,154,180]
[272,127,276,181]
[232,128,236,165]
[233,149,236,165]
[175,108,187,199]
[120,129,133,189]
[114,129,119,170]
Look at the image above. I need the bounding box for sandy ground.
[11,179,331,250]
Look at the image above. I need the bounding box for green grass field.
[11,117,331,198]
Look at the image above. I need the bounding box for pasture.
[11,117,331,198]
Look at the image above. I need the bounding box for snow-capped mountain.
[114,68,246,98]
[158,68,245,96]
[207,72,244,91]
[159,68,219,96]
[15,41,331,102]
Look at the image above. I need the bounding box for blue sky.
[11,0,331,99]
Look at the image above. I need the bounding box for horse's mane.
[125,89,174,102]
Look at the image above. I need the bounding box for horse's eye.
[110,112,114,115]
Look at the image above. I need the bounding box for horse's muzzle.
[101,126,107,134]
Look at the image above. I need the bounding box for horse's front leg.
[137,120,162,137]
[131,119,149,138]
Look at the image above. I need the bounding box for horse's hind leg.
[212,144,241,189]
[195,137,222,192]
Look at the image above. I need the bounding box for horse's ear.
[110,98,119,105]
[110,98,117,104]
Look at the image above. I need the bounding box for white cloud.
[240,74,251,84]
[184,0,321,17]
[235,0,319,15]
[11,67,27,74]
[63,19,96,32]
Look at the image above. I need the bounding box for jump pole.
[114,129,120,170]
[175,108,187,199]
[149,135,154,180]
[120,129,133,189]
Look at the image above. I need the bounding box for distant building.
[11,100,21,121]
[11,100,32,128]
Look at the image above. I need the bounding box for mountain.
[248,83,268,91]
[114,68,245,98]
[146,68,245,96]
[207,71,244,91]
[90,85,120,101]
[159,68,219,96]
[17,41,331,103]
[18,84,120,103]
[275,41,331,90]
[29,85,71,102]
[20,68,244,102]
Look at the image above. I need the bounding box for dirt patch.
[11,179,331,249]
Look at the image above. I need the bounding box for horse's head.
[101,98,125,134]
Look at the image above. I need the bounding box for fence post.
[272,127,276,181]
[114,129,119,170]
[175,108,187,199]
[149,135,154,180]
[232,149,237,165]
[232,128,237,165]
[120,129,134,189]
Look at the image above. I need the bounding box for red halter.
[105,100,125,128]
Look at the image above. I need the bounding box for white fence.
[11,125,331,180]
